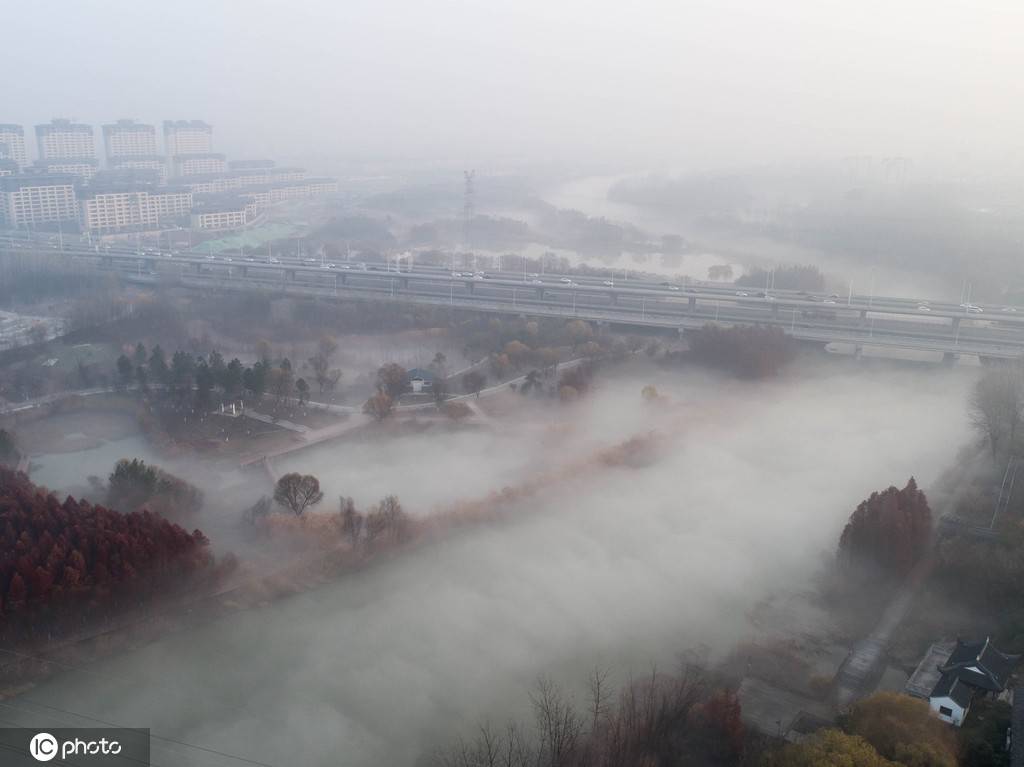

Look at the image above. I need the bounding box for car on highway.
[667,285,680,291]
[559,277,572,284]
[223,257,233,262]
[528,272,540,278]
[530,279,544,285]
[735,291,749,297]
[917,304,932,312]
[765,295,776,301]
[960,303,983,313]
[1001,307,1019,313]
[451,272,461,277]
[823,299,837,304]
[268,257,281,264]
[602,280,615,287]
[245,257,256,262]
[325,263,337,269]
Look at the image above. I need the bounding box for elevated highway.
[4,235,1024,361]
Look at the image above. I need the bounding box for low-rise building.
[172,152,228,178]
[78,184,193,234]
[32,158,98,183]
[191,195,248,230]
[0,174,78,228]
[907,637,1019,727]
[109,156,167,184]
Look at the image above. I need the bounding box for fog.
[5,1,1024,172]
[9,359,974,766]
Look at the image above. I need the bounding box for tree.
[170,350,195,397]
[363,391,394,421]
[194,360,214,411]
[295,377,310,405]
[765,729,897,767]
[376,363,408,398]
[566,319,594,350]
[842,692,957,767]
[969,366,1023,458]
[224,358,244,397]
[340,497,364,546]
[687,323,796,378]
[641,385,660,402]
[432,376,450,405]
[273,473,324,516]
[429,351,448,377]
[242,496,272,526]
[838,478,932,576]
[364,495,410,545]
[0,429,19,467]
[27,322,48,345]
[521,369,543,396]
[463,371,486,398]
[133,342,148,367]
[116,354,133,391]
[443,401,473,420]
[149,345,169,384]
[307,336,341,394]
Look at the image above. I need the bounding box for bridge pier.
[609,292,618,305]
[193,261,202,274]
[466,280,475,293]
[771,303,780,318]
[853,345,863,360]
[687,296,697,312]
[535,287,544,299]
[951,317,961,333]
[240,265,248,277]
[285,269,296,281]
[400,276,410,289]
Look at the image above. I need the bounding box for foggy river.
[10,360,976,766]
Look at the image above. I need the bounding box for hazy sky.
[4,0,1022,171]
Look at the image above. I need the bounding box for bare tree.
[273,473,324,516]
[363,391,394,421]
[970,366,1023,458]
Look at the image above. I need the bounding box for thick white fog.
[5,1,1024,170]
[9,360,974,766]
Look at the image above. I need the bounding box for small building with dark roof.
[923,637,1019,727]
[404,368,435,393]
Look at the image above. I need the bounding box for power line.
[0,698,279,767]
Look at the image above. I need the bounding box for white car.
[960,303,983,313]
[451,272,461,277]
[603,280,615,287]
[530,279,544,285]
[325,263,337,269]
[559,277,572,284]
[528,272,540,278]
[667,285,680,291]
[735,291,749,297]
[268,257,281,264]
[1001,306,1018,313]
[917,305,932,312]
[823,299,837,304]
[765,294,776,301]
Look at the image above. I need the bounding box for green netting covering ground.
[187,222,307,254]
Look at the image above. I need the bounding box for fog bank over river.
[15,360,974,766]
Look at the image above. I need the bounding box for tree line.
[0,467,220,644]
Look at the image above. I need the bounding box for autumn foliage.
[0,467,215,641]
[687,324,796,378]
[838,478,932,576]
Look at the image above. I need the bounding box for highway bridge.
[4,234,1024,361]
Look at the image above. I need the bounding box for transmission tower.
[463,169,475,269]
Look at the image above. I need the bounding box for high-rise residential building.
[35,119,96,161]
[0,125,29,170]
[103,119,158,162]
[0,174,78,228]
[172,153,227,177]
[164,119,213,162]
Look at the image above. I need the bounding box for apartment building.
[78,184,192,234]
[172,153,227,177]
[228,159,275,171]
[0,174,78,228]
[36,119,96,160]
[102,119,158,161]
[191,195,248,230]
[0,125,29,170]
[163,119,213,169]
[109,156,167,184]
[33,158,99,183]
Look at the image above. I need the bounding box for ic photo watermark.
[1,728,149,766]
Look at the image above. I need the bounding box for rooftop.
[0,174,77,191]
[0,125,24,134]
[939,637,1019,692]
[905,641,955,699]
[163,120,212,131]
[36,119,93,133]
[930,673,976,709]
